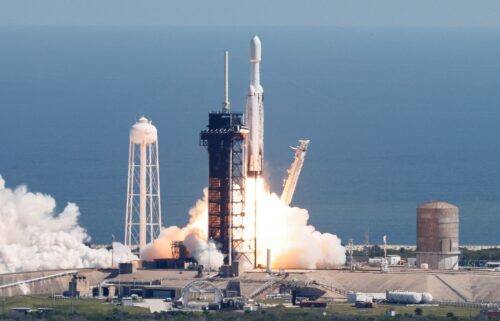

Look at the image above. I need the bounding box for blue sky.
[0,0,499,28]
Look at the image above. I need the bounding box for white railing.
[0,270,77,289]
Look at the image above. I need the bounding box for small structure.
[9,308,32,318]
[347,292,386,303]
[291,287,326,305]
[407,258,417,266]
[386,309,398,317]
[486,262,500,268]
[368,257,385,267]
[300,301,327,308]
[243,304,259,312]
[180,280,224,308]
[119,262,136,274]
[387,255,401,266]
[8,307,54,318]
[64,273,88,297]
[354,301,373,308]
[416,201,460,270]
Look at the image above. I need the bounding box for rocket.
[246,35,264,177]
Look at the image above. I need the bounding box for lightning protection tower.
[124,116,162,253]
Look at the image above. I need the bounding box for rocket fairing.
[246,35,264,176]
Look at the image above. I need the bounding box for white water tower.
[124,116,162,252]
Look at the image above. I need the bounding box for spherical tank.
[417,201,459,253]
[130,116,158,145]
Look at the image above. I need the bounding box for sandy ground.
[2,268,499,303]
[133,299,171,312]
[281,269,500,302]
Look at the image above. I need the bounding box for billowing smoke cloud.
[141,189,225,270]
[0,176,137,273]
[142,180,345,270]
[252,179,346,268]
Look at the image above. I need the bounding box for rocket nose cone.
[251,35,261,45]
[250,35,261,62]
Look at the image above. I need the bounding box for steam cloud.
[255,186,346,268]
[142,180,346,269]
[0,176,137,273]
[141,189,225,270]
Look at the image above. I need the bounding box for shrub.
[415,308,423,316]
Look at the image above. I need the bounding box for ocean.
[0,26,499,245]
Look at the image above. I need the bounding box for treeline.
[460,248,500,266]
[352,245,416,259]
[352,246,500,263]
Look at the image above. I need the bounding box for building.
[416,201,460,270]
[386,255,401,266]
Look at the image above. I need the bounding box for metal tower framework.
[124,123,162,251]
[280,139,310,206]
[200,112,254,266]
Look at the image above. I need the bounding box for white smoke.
[184,235,224,271]
[0,176,137,273]
[141,183,345,270]
[254,188,346,269]
[18,282,30,295]
[141,189,225,270]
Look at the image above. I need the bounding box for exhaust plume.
[142,180,346,269]
[141,189,225,270]
[0,176,136,273]
[248,177,346,268]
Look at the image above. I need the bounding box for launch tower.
[200,52,254,267]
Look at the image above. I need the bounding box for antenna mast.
[222,51,230,112]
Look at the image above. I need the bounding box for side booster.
[246,35,264,177]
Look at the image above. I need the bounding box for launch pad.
[2,267,500,304]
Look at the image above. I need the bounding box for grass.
[260,301,481,318]
[326,302,481,318]
[0,296,483,321]
[0,295,147,317]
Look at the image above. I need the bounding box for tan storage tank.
[416,201,459,270]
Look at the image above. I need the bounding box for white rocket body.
[246,36,264,176]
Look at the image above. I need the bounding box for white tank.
[387,291,423,304]
[130,116,158,145]
[421,292,433,303]
[124,116,162,253]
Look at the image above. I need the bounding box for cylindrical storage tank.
[421,292,433,304]
[417,201,459,253]
[416,201,460,270]
[387,291,422,304]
